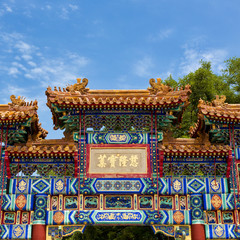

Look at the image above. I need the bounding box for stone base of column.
[32,225,46,240]
[191,224,205,240]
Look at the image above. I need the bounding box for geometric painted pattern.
[46,210,191,226]
[203,193,240,211]
[8,177,229,195]
[187,179,205,193]
[190,194,204,224]
[205,224,240,239]
[87,132,149,144]
[93,179,144,193]
[1,194,33,211]
[0,225,32,239]
[33,195,48,225]
[32,179,50,194]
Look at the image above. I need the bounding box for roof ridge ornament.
[212,95,226,107]
[147,78,171,95]
[9,95,38,110]
[66,78,89,94]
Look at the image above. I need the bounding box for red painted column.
[191,224,206,240]
[32,194,47,240]
[32,225,46,240]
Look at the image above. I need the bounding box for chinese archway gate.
[0,78,240,239]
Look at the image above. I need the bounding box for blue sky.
[0,0,239,138]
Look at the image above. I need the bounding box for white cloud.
[180,39,228,75]
[4,4,13,13]
[8,67,20,76]
[0,3,13,16]
[149,28,174,41]
[22,54,32,61]
[69,4,78,11]
[0,32,89,88]
[133,57,154,77]
[60,4,79,19]
[2,85,27,96]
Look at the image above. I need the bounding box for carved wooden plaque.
[86,144,150,178]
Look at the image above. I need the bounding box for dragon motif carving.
[9,95,38,110]
[10,95,26,106]
[212,95,226,107]
[147,78,171,95]
[66,78,89,94]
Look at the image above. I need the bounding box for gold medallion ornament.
[18,179,27,192]
[214,225,224,237]
[15,195,27,210]
[55,179,64,192]
[13,225,24,238]
[210,180,220,192]
[53,212,64,224]
[173,211,184,224]
[173,179,182,192]
[211,194,222,210]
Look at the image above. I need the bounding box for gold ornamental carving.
[66,78,89,94]
[211,194,222,210]
[15,194,27,210]
[147,78,171,95]
[53,211,64,224]
[173,211,184,224]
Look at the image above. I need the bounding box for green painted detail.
[209,128,228,144]
[22,118,32,127]
[172,102,185,112]
[51,103,65,113]
[158,132,163,141]
[204,116,213,126]
[8,129,28,144]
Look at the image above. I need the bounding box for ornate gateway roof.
[46,78,191,109]
[190,96,240,138]
[0,95,48,144]
[46,78,191,131]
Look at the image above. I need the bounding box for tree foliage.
[223,57,240,101]
[63,226,174,240]
[163,59,239,137]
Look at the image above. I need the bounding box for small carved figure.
[10,95,26,106]
[66,78,89,94]
[147,78,171,95]
[212,95,226,106]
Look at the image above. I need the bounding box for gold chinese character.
[119,135,127,141]
[97,154,107,168]
[109,135,117,141]
[129,155,139,167]
[108,154,118,168]
[119,155,128,167]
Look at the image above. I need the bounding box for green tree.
[223,57,240,101]
[165,61,236,137]
[63,226,174,240]
[163,74,179,89]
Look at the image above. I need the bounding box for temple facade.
[0,78,239,239]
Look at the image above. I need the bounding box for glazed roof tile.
[0,95,48,141]
[190,96,240,137]
[0,95,38,122]
[46,78,192,108]
[160,133,231,156]
[7,139,76,155]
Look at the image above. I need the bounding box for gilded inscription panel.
[87,144,150,178]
